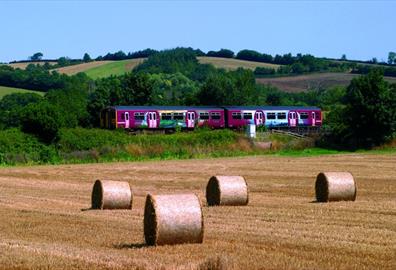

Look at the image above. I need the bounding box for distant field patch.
[256,72,396,92]
[198,56,281,70]
[0,86,44,99]
[84,59,145,79]
[53,61,113,75]
[7,61,57,69]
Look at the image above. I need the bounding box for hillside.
[0,86,44,99]
[256,72,396,92]
[52,57,281,79]
[197,56,281,70]
[7,61,57,69]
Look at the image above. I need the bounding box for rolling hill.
[0,86,45,99]
[197,56,281,70]
[53,57,281,79]
[256,72,396,92]
[7,61,57,69]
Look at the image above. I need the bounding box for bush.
[21,101,66,143]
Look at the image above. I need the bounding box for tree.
[0,93,43,129]
[341,54,347,60]
[325,70,396,149]
[83,53,92,62]
[30,52,43,61]
[21,101,66,143]
[388,52,396,65]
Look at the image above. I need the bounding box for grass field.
[0,153,394,269]
[256,72,396,92]
[0,86,44,99]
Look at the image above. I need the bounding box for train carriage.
[101,106,225,130]
[101,105,322,131]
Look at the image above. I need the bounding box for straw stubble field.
[0,154,395,269]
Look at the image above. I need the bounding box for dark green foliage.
[325,71,396,149]
[207,49,234,58]
[236,49,273,63]
[21,101,66,143]
[30,52,43,61]
[83,53,92,62]
[254,67,276,76]
[134,48,200,76]
[197,68,259,105]
[0,64,89,91]
[0,93,43,129]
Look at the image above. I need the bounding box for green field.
[83,59,145,79]
[0,86,44,99]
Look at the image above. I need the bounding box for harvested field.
[198,56,281,70]
[256,72,396,92]
[6,61,57,69]
[53,61,114,75]
[0,154,395,269]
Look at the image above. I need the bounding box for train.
[100,105,322,131]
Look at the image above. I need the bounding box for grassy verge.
[0,128,394,166]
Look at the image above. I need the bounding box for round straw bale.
[144,193,204,246]
[206,176,249,206]
[91,180,132,209]
[315,172,357,202]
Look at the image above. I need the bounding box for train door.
[186,111,195,128]
[289,111,297,127]
[311,111,316,126]
[148,112,157,128]
[254,111,264,126]
[124,112,130,128]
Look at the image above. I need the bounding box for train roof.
[110,106,223,110]
[109,105,321,111]
[222,106,321,110]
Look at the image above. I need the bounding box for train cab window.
[134,112,145,120]
[315,113,321,119]
[199,112,209,120]
[121,113,125,121]
[266,112,276,119]
[232,112,242,120]
[299,112,309,119]
[161,113,172,120]
[210,112,221,120]
[173,112,184,120]
[243,113,252,120]
[277,112,286,119]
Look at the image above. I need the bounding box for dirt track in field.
[0,154,395,269]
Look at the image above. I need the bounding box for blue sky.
[0,1,395,63]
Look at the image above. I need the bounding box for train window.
[243,113,252,120]
[121,113,125,121]
[173,112,184,120]
[232,112,242,120]
[134,112,145,120]
[299,112,309,119]
[210,112,221,120]
[161,113,172,120]
[199,112,209,120]
[277,112,286,119]
[315,113,321,119]
[267,112,276,119]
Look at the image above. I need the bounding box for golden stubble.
[0,153,395,269]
